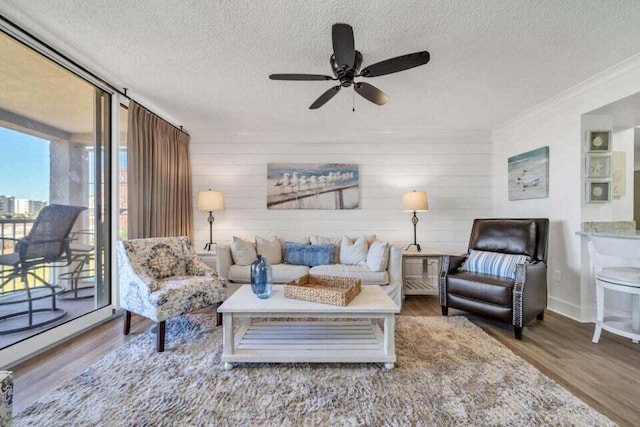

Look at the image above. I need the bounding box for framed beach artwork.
[508,146,549,201]
[586,181,611,203]
[585,153,611,179]
[267,163,359,210]
[586,130,611,152]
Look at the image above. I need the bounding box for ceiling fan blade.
[269,74,334,81]
[332,23,355,69]
[354,82,389,106]
[309,85,342,109]
[360,51,430,78]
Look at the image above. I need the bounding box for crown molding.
[494,52,640,135]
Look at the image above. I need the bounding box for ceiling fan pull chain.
[352,87,355,112]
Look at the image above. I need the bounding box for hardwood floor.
[10,296,640,426]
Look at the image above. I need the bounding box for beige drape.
[127,102,193,239]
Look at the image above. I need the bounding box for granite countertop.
[577,221,639,239]
[575,231,640,239]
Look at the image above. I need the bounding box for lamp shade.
[402,190,428,212]
[197,190,224,211]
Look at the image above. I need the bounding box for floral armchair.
[117,236,225,352]
[0,371,12,426]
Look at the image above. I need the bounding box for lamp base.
[406,243,421,252]
[203,242,215,251]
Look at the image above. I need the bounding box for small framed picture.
[586,153,611,179]
[586,181,611,203]
[587,131,611,152]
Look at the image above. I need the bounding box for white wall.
[492,54,640,321]
[190,129,491,254]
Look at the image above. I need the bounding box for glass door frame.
[0,21,123,368]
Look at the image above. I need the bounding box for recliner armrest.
[513,261,547,327]
[440,254,467,275]
[439,254,467,308]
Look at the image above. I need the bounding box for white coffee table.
[217,285,400,370]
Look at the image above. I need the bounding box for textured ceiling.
[2,0,640,139]
[0,31,94,134]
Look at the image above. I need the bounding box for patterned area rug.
[14,316,612,426]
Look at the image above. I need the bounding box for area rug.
[14,315,613,426]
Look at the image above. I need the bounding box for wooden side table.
[402,250,445,296]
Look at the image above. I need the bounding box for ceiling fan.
[269,23,430,110]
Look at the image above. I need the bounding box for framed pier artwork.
[267,163,360,210]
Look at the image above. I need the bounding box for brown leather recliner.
[440,218,549,340]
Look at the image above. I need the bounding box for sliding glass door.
[0,30,112,350]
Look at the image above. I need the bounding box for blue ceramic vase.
[250,255,272,299]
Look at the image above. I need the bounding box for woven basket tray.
[284,274,362,306]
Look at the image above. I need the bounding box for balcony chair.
[440,218,549,340]
[117,236,225,352]
[0,204,86,334]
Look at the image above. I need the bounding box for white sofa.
[216,236,403,308]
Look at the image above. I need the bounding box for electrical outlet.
[553,269,563,283]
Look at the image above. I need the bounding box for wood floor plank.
[9,296,640,426]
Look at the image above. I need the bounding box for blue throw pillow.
[284,242,335,267]
[460,250,529,279]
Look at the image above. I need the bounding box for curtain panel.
[127,102,194,240]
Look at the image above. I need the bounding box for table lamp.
[402,190,429,252]
[197,189,224,251]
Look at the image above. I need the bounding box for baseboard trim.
[1,308,122,369]
[548,297,583,322]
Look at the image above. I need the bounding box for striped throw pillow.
[460,250,529,279]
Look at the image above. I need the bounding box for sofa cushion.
[366,241,390,272]
[460,250,528,279]
[228,263,309,283]
[256,235,283,265]
[340,236,368,266]
[149,275,226,321]
[230,236,257,266]
[309,264,389,285]
[470,219,537,257]
[284,242,335,266]
[447,271,514,306]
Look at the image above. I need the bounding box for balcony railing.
[0,218,34,248]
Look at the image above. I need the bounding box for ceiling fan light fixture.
[269,23,430,110]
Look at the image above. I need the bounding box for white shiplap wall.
[190,129,491,253]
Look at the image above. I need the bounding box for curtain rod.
[0,13,189,136]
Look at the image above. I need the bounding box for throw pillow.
[283,242,335,266]
[230,236,257,266]
[278,235,310,248]
[366,240,390,272]
[143,243,181,279]
[460,250,529,279]
[256,235,283,265]
[309,235,341,263]
[340,235,368,266]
